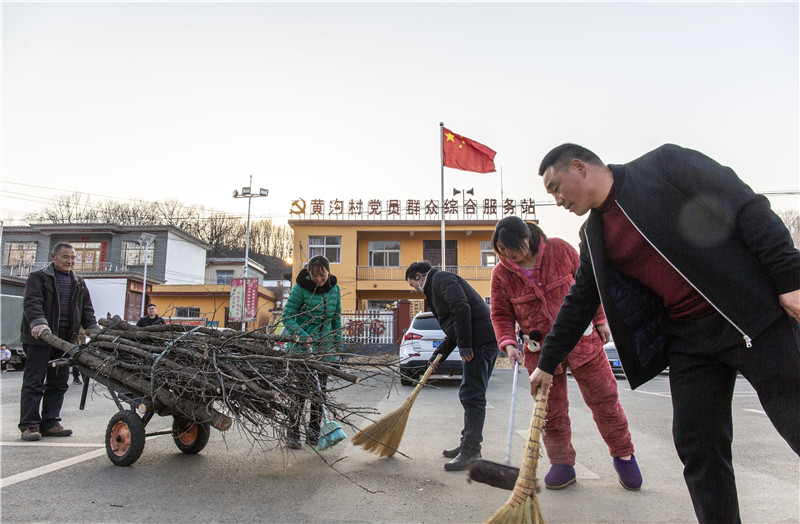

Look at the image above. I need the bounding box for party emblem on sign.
[290,198,306,215]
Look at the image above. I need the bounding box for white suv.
[398,312,463,385]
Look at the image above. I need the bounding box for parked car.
[603,336,625,376]
[398,312,463,385]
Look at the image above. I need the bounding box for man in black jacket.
[406,261,498,470]
[19,242,101,441]
[137,304,165,327]
[530,143,800,523]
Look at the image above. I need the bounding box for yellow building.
[148,284,277,330]
[289,218,499,311]
[288,196,538,312]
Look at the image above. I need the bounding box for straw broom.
[485,388,549,524]
[352,354,443,457]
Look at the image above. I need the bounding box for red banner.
[229,278,258,322]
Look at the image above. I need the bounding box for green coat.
[281,270,342,356]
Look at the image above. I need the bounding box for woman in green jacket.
[281,255,342,449]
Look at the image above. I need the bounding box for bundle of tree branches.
[43,317,395,448]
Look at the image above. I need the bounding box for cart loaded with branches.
[42,317,390,466]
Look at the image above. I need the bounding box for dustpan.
[317,412,347,451]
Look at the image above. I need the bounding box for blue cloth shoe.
[613,455,642,490]
[544,463,576,490]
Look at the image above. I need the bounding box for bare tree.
[24,194,293,259]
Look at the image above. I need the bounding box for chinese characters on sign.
[289,197,536,220]
[229,278,258,322]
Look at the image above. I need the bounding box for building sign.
[289,197,536,220]
[229,278,258,322]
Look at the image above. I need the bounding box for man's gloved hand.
[459,347,474,362]
[31,324,51,339]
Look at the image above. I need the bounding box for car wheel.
[400,369,414,386]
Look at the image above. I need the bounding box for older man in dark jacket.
[406,261,498,470]
[19,242,100,441]
[531,143,800,523]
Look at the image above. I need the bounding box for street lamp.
[137,232,156,318]
[232,175,269,280]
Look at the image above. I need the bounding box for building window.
[369,241,401,267]
[174,306,201,317]
[366,299,397,311]
[308,236,341,263]
[480,241,497,267]
[3,241,37,266]
[216,269,235,285]
[123,240,154,266]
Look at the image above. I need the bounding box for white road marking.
[627,389,671,398]
[742,408,766,415]
[0,448,107,488]
[0,432,170,488]
[0,442,103,448]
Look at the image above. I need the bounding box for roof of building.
[3,223,213,250]
[206,248,292,280]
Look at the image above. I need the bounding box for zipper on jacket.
[615,202,753,348]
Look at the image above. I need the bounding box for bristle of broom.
[352,355,443,457]
[351,399,412,457]
[485,496,544,524]
[484,390,549,524]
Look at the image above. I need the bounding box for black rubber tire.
[172,416,210,454]
[105,410,146,466]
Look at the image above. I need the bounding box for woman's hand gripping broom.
[351,354,443,457]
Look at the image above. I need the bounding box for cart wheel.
[172,416,210,454]
[105,410,145,466]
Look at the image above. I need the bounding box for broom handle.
[406,354,443,404]
[504,360,519,465]
[509,388,548,498]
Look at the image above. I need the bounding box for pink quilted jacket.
[490,237,606,371]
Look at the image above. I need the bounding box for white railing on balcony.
[2,262,143,278]
[355,265,492,281]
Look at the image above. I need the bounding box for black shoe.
[73,380,82,385]
[286,437,302,449]
[442,446,461,458]
[444,451,481,471]
[306,436,319,446]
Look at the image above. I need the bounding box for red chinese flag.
[442,127,497,173]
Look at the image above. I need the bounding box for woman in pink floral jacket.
[490,216,642,491]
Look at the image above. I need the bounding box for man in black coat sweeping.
[406,260,499,471]
[530,143,800,523]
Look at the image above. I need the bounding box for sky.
[2,1,799,248]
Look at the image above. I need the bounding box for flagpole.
[440,122,446,271]
[500,166,504,215]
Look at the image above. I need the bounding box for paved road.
[1,365,798,523]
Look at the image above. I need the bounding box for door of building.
[72,242,104,272]
[422,240,457,271]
